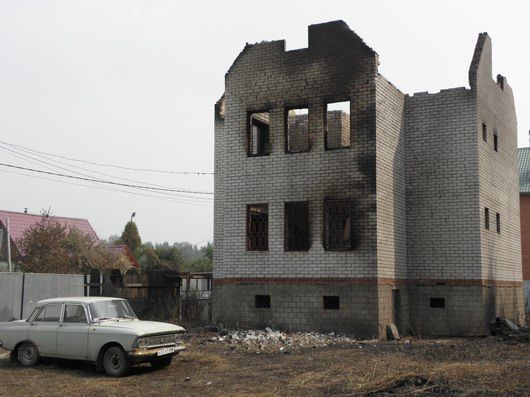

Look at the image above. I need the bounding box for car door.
[27,303,62,357]
[56,304,90,360]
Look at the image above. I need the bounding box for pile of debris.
[205,327,373,353]
[491,317,530,342]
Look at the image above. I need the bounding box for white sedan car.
[0,297,185,377]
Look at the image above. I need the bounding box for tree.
[18,215,114,274]
[118,221,142,257]
[154,242,183,270]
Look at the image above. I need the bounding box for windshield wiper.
[117,315,135,319]
[95,317,114,321]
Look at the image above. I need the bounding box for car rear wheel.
[17,342,39,367]
[150,356,172,369]
[103,346,129,377]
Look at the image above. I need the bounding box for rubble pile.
[207,327,372,353]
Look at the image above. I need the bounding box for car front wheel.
[17,342,39,367]
[150,356,172,369]
[103,346,130,377]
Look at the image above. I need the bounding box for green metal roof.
[518,147,530,193]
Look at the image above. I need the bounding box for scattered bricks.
[206,328,372,353]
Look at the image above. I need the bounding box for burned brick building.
[213,21,525,337]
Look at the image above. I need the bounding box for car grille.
[146,334,176,347]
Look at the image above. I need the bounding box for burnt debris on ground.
[197,327,376,353]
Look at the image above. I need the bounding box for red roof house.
[0,210,99,254]
[0,210,139,270]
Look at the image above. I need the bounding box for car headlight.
[136,337,149,348]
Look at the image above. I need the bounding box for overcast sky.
[1,0,528,245]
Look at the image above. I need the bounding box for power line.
[0,162,214,195]
[0,169,213,207]
[0,143,213,196]
[0,146,212,203]
[0,140,214,175]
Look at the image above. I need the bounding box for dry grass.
[0,336,529,397]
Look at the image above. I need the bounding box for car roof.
[37,297,126,305]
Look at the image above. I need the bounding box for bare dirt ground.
[0,334,529,397]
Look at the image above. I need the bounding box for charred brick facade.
[213,21,524,337]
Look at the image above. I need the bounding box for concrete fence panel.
[22,273,84,319]
[0,272,84,321]
[0,273,23,321]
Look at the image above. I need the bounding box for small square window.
[430,297,445,308]
[482,123,487,142]
[255,295,270,308]
[323,296,340,310]
[326,101,350,149]
[248,112,270,156]
[493,132,498,152]
[286,107,310,153]
[496,213,500,234]
[485,207,490,230]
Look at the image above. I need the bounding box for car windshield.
[89,300,137,321]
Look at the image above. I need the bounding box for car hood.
[96,320,185,335]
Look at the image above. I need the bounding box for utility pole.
[6,217,12,272]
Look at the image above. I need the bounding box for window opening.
[326,101,350,149]
[286,108,309,153]
[430,298,445,308]
[255,295,271,308]
[247,204,269,250]
[248,112,270,156]
[493,132,498,152]
[323,296,340,310]
[324,198,355,250]
[285,201,310,251]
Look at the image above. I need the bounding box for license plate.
[157,346,176,356]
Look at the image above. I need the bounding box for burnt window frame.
[482,123,488,142]
[324,100,351,151]
[246,203,269,251]
[485,207,490,230]
[285,106,310,154]
[323,198,356,251]
[284,201,310,251]
[247,111,271,157]
[255,295,271,309]
[323,296,340,310]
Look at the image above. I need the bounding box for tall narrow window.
[285,201,310,251]
[247,204,268,250]
[326,101,350,149]
[324,198,355,250]
[485,207,490,230]
[496,213,500,234]
[286,107,309,153]
[482,123,487,142]
[493,131,498,152]
[248,112,270,156]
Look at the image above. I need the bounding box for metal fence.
[0,272,84,322]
